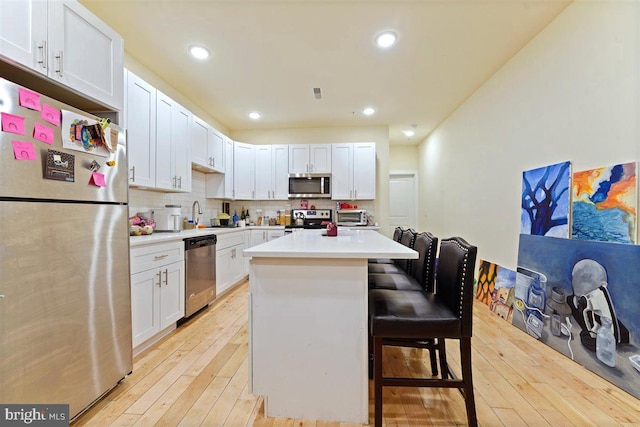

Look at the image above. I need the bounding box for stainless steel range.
[287,209,333,229]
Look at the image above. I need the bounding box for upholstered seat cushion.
[368,273,422,291]
[368,258,394,264]
[369,289,460,339]
[368,263,405,275]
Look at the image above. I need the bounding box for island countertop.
[243,229,418,259]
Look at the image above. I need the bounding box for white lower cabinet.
[216,232,247,295]
[130,241,185,350]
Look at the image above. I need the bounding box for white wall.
[232,126,391,233]
[418,1,640,268]
[390,145,419,171]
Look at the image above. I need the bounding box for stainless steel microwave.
[288,174,331,198]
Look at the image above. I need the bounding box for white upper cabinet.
[255,145,272,200]
[331,142,376,200]
[0,0,47,75]
[272,145,289,199]
[191,116,224,173]
[233,141,256,200]
[205,136,234,199]
[254,144,288,200]
[288,144,331,174]
[156,91,191,192]
[172,103,192,192]
[126,71,156,187]
[126,71,190,192]
[0,0,124,110]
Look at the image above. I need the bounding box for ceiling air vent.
[313,87,322,99]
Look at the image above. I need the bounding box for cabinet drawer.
[130,241,184,274]
[216,232,246,250]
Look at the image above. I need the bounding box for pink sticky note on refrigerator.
[12,140,36,160]
[33,122,54,145]
[41,104,61,127]
[90,172,106,187]
[1,112,26,135]
[18,88,42,111]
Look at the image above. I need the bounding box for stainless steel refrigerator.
[0,77,132,420]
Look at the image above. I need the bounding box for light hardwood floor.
[75,280,640,426]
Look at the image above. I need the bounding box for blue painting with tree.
[521,161,571,237]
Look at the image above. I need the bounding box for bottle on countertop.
[240,207,246,221]
[245,209,251,225]
[232,210,239,226]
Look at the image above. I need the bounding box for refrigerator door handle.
[130,166,135,182]
[156,271,162,287]
[163,269,168,286]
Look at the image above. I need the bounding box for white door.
[0,0,47,74]
[331,143,353,200]
[388,172,417,236]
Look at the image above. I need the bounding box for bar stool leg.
[461,337,477,427]
[374,336,383,427]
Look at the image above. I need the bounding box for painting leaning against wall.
[476,260,517,323]
[571,162,637,244]
[515,234,640,399]
[521,161,571,237]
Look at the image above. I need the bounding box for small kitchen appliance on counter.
[335,209,368,226]
[153,205,182,231]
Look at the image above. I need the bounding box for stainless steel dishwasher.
[184,235,217,317]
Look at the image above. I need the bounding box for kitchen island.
[244,229,417,423]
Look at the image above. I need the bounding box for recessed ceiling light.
[375,31,397,48]
[362,107,375,116]
[402,130,415,137]
[189,45,210,60]
[248,111,261,120]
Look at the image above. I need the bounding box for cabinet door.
[272,145,289,200]
[288,144,310,174]
[191,116,209,169]
[233,142,256,200]
[209,128,224,172]
[353,143,376,200]
[223,137,234,197]
[255,145,272,200]
[131,269,161,348]
[267,230,285,240]
[126,71,156,187]
[331,143,353,200]
[230,245,245,286]
[48,0,124,110]
[155,92,173,190]
[173,103,192,192]
[310,144,331,173]
[216,246,233,294]
[250,230,268,247]
[0,0,47,74]
[160,260,185,329]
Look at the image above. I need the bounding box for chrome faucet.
[192,200,203,224]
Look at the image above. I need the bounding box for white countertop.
[129,226,256,247]
[243,229,417,259]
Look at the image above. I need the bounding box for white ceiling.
[81,0,571,145]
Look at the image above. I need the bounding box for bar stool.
[369,237,478,427]
[369,227,404,264]
[368,229,417,275]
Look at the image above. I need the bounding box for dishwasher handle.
[184,235,217,250]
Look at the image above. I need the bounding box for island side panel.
[249,257,368,424]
